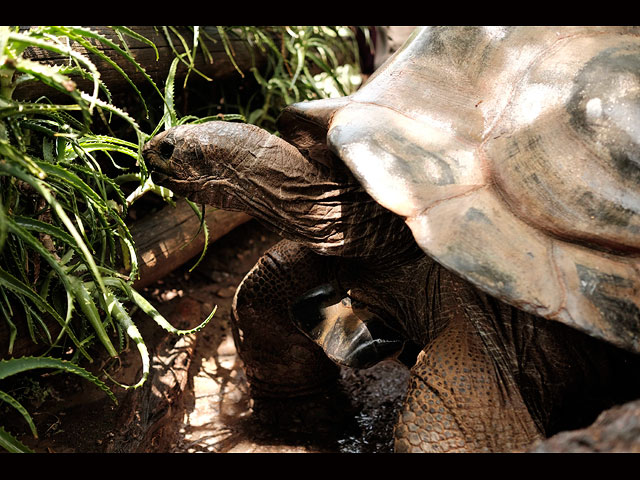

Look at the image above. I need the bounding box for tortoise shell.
[280,26,640,353]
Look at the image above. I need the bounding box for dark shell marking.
[322,26,640,353]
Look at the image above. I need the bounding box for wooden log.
[130,200,251,289]
[0,205,250,359]
[14,26,261,101]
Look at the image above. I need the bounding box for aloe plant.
[0,25,215,452]
[0,25,362,452]
[0,356,116,452]
[214,26,362,130]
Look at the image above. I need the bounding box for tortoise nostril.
[159,141,175,160]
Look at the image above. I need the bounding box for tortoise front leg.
[232,239,340,400]
[393,316,543,453]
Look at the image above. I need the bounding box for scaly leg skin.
[231,239,350,431]
[393,316,543,453]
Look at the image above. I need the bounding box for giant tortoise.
[143,26,640,452]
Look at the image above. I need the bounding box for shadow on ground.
[167,220,410,453]
[6,220,409,453]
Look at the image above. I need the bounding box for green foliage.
[0,25,212,452]
[0,25,362,452]
[222,26,362,130]
[0,356,116,451]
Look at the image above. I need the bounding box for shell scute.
[298,26,640,351]
[485,33,640,254]
[551,242,640,351]
[405,187,564,318]
[328,104,485,219]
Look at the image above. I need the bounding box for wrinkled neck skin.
[143,121,442,342]
[145,122,404,259]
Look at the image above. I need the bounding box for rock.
[530,399,640,453]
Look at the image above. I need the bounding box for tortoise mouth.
[143,145,173,185]
[148,169,186,194]
[143,133,203,200]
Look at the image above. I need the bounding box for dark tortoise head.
[291,283,408,369]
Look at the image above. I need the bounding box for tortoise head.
[143,120,414,259]
[143,121,308,210]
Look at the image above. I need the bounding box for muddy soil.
[5,220,409,453]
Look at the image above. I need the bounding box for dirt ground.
[6,220,409,453]
[6,219,640,454]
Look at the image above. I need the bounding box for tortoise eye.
[159,140,175,159]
